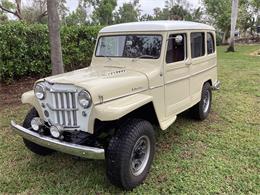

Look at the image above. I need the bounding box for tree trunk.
[227,0,239,52]
[47,0,64,75]
[15,0,22,19]
[0,0,22,20]
[222,29,229,45]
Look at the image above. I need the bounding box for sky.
[66,0,201,15]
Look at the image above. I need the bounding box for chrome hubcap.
[202,90,210,113]
[130,135,150,176]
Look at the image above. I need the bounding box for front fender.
[21,90,44,118]
[94,94,153,121]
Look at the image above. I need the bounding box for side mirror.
[167,35,183,44]
[175,35,183,44]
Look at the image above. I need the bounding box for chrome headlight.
[78,90,92,108]
[34,82,46,100]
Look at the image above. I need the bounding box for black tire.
[22,108,54,156]
[106,119,155,190]
[190,82,212,120]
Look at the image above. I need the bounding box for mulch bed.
[0,77,39,109]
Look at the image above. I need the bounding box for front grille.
[36,81,91,132]
[47,90,79,128]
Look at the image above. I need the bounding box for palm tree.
[227,0,239,52]
[47,0,64,75]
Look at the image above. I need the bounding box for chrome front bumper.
[10,121,105,160]
[212,80,221,90]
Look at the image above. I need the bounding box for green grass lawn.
[0,45,259,194]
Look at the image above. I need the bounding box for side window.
[207,32,215,54]
[166,34,186,63]
[191,32,205,58]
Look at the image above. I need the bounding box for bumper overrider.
[10,121,105,160]
[212,80,221,90]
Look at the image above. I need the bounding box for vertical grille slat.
[54,93,60,124]
[60,93,66,125]
[71,93,77,126]
[65,93,71,126]
[52,93,57,123]
[50,89,78,128]
[69,93,73,126]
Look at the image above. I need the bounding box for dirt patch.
[249,49,260,56]
[0,77,38,109]
[156,173,168,183]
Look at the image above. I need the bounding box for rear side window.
[191,32,205,58]
[166,34,186,63]
[207,32,215,54]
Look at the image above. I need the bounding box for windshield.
[95,35,163,59]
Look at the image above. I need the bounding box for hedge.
[0,22,102,82]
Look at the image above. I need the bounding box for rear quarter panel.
[189,30,217,105]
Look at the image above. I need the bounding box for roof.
[100,21,215,33]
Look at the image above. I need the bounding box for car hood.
[42,66,149,104]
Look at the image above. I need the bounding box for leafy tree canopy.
[114,0,140,23]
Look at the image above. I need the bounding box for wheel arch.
[93,94,160,133]
[205,79,212,86]
[119,101,159,126]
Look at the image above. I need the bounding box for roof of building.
[100,21,215,33]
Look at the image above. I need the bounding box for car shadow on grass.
[14,150,125,193]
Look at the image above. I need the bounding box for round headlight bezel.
[30,117,42,131]
[50,125,62,138]
[78,90,92,109]
[34,82,46,100]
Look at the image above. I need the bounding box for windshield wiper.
[137,55,156,59]
[132,55,156,61]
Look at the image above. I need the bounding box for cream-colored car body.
[22,21,218,134]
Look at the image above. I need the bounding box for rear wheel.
[22,108,54,156]
[190,82,212,120]
[106,119,155,190]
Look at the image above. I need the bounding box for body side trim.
[166,64,217,85]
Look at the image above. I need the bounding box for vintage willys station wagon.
[11,21,220,189]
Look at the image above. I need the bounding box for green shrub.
[61,25,100,72]
[0,22,102,82]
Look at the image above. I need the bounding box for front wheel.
[22,108,54,156]
[106,119,155,190]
